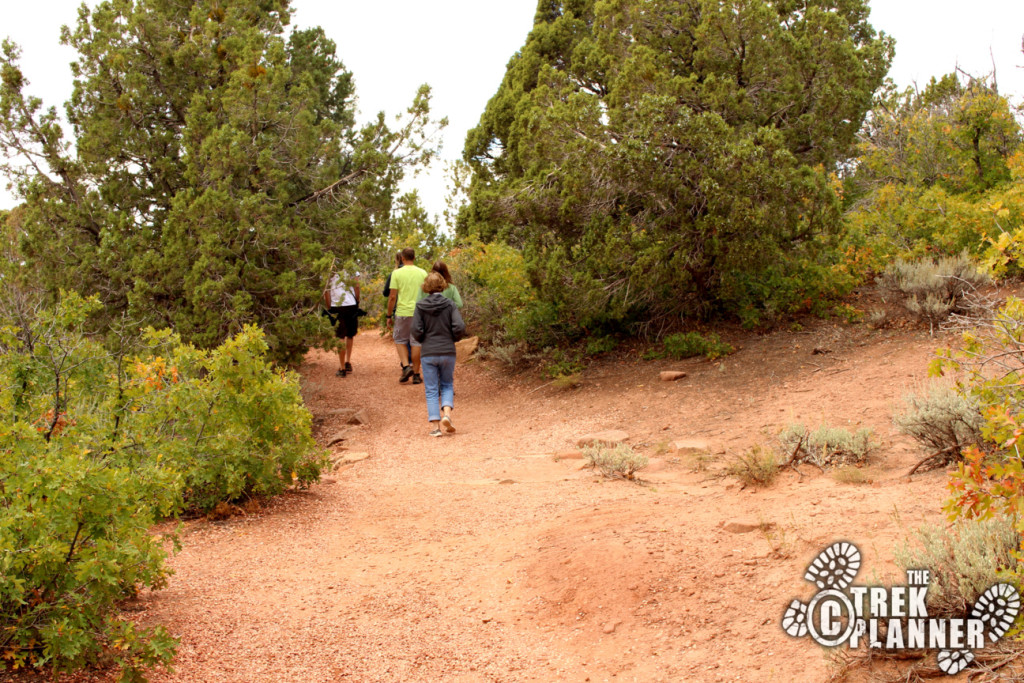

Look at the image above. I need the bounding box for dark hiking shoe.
[412,373,422,385]
[344,362,353,373]
[336,368,346,377]
[400,364,413,383]
[428,429,443,438]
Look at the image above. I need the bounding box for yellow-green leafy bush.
[0,294,325,678]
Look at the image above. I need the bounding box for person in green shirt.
[386,248,429,384]
[417,260,463,309]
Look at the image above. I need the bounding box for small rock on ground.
[326,430,350,446]
[660,371,687,382]
[346,409,369,426]
[456,336,480,363]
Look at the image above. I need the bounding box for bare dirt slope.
[96,320,962,682]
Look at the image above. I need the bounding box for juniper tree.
[0,0,441,363]
[462,0,892,332]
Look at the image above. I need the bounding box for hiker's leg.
[411,344,422,374]
[393,317,412,367]
[421,356,442,423]
[438,355,455,413]
[394,343,409,366]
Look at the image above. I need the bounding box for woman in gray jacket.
[412,272,466,437]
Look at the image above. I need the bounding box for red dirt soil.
[33,318,974,682]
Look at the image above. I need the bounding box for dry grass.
[727,445,781,487]
[832,466,874,485]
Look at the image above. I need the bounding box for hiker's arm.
[387,289,397,317]
[354,284,361,304]
[451,305,466,341]
[412,307,425,343]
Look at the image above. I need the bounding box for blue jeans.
[420,355,456,422]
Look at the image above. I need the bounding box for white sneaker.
[440,415,455,433]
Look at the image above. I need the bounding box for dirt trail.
[116,320,956,682]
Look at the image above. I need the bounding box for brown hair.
[432,260,453,285]
[422,271,447,294]
[401,247,415,262]
[394,251,403,267]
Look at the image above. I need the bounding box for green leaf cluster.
[461,0,892,338]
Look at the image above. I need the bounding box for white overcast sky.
[1,1,1023,227]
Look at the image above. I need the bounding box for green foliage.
[779,422,876,466]
[844,182,1023,265]
[582,443,648,481]
[462,0,891,335]
[831,303,864,324]
[0,293,325,677]
[0,295,179,677]
[542,347,585,380]
[446,239,543,344]
[662,331,734,361]
[979,155,1024,278]
[360,191,451,321]
[584,335,618,356]
[880,254,991,326]
[854,75,1021,196]
[728,445,781,488]
[0,1,442,364]
[895,515,1020,619]
[894,384,984,463]
[938,298,1024,549]
[134,326,327,512]
[843,75,1024,267]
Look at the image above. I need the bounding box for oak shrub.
[0,294,325,679]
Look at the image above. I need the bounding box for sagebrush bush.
[480,342,522,368]
[583,444,648,480]
[894,384,983,463]
[662,331,734,360]
[880,254,990,326]
[779,422,876,466]
[728,445,781,487]
[894,515,1021,618]
[0,295,326,678]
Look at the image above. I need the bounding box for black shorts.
[330,305,359,338]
